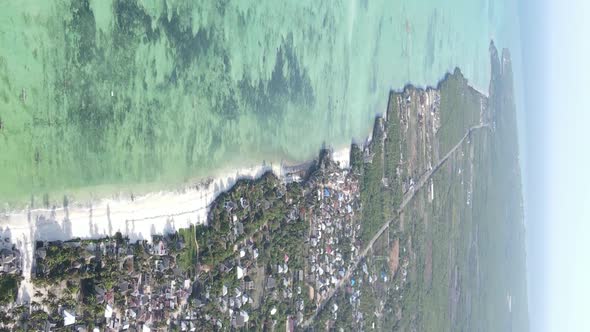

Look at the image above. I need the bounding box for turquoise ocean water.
[0,0,521,203]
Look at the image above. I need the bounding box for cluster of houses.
[194,180,308,330]
[0,153,372,331]
[34,236,194,330]
[0,243,21,275]
[189,166,350,330]
[185,187,267,329]
[216,239,261,330]
[305,167,361,319]
[264,256,307,330]
[398,89,441,134]
[397,88,442,203]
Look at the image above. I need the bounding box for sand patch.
[389,238,400,276]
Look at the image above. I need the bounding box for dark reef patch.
[70,0,97,66]
[238,34,315,124]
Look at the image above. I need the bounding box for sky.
[520,0,590,331]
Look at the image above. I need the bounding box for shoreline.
[0,148,350,283]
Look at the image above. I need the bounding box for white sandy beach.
[331,146,351,169]
[0,149,350,303]
[0,162,281,303]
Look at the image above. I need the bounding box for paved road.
[301,123,488,328]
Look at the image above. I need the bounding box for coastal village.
[0,45,526,331]
[32,236,193,330]
[0,147,367,330]
[185,152,363,331]
[0,81,443,330]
